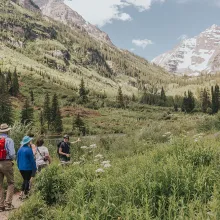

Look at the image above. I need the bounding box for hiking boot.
[0,206,5,212]
[5,203,14,211]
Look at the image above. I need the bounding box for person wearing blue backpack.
[17,136,37,200]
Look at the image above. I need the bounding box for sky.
[64,0,220,61]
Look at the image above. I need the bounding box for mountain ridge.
[152,24,220,76]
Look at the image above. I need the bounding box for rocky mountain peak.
[31,0,113,46]
[152,24,220,75]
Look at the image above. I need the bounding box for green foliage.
[10,68,19,97]
[10,122,32,151]
[43,93,51,130]
[9,193,46,220]
[182,90,195,113]
[211,85,220,114]
[73,114,86,136]
[51,93,63,133]
[116,86,125,108]
[78,78,89,104]
[21,98,34,124]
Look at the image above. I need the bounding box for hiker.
[0,123,16,211]
[17,136,37,200]
[58,135,81,162]
[29,134,37,189]
[35,138,51,172]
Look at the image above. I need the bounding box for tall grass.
[9,134,220,219]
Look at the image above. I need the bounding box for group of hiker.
[0,123,80,212]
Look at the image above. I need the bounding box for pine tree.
[51,93,63,133]
[6,70,12,91]
[212,84,220,114]
[10,68,19,97]
[21,98,34,124]
[43,93,51,130]
[39,110,44,134]
[160,87,166,106]
[181,90,195,113]
[0,72,13,125]
[201,88,211,113]
[116,86,124,108]
[73,114,86,136]
[79,78,88,104]
[30,90,34,104]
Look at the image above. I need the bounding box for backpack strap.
[37,147,44,159]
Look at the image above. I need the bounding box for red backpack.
[0,138,7,160]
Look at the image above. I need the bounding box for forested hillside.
[0,0,173,98]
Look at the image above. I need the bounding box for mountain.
[152,25,220,76]
[25,0,114,46]
[1,0,172,98]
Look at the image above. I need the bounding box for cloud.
[64,0,164,27]
[132,39,154,48]
[130,48,135,51]
[178,34,188,41]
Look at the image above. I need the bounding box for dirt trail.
[0,193,23,220]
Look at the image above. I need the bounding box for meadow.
[7,106,220,220]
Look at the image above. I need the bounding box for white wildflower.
[94,159,99,162]
[194,138,198,142]
[103,163,111,168]
[101,160,110,165]
[95,154,103,159]
[80,146,88,149]
[95,168,105,173]
[73,162,80,165]
[162,134,166,137]
[89,144,97,149]
[164,132,171,135]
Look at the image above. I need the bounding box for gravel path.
[0,193,23,220]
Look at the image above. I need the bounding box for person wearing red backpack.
[0,123,16,212]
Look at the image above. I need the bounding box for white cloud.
[130,48,135,51]
[132,39,154,48]
[64,0,164,27]
[178,34,188,41]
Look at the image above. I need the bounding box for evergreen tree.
[39,110,44,134]
[0,72,13,125]
[201,88,211,113]
[30,90,34,104]
[43,93,51,130]
[6,70,12,91]
[73,114,86,136]
[51,93,63,133]
[181,90,195,113]
[79,78,88,104]
[212,84,220,114]
[10,68,19,97]
[21,98,34,124]
[160,87,166,106]
[116,86,124,108]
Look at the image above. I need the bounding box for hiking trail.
[0,192,23,220]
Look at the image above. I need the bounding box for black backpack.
[57,141,63,156]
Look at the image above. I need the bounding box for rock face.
[32,0,113,46]
[152,25,220,75]
[17,0,40,11]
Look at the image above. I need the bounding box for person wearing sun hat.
[0,123,16,211]
[17,136,37,200]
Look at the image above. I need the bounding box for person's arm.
[70,138,81,144]
[45,147,51,164]
[6,138,16,160]
[28,149,37,171]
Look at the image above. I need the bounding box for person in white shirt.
[35,139,51,172]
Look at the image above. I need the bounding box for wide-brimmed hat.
[0,124,11,133]
[20,136,33,146]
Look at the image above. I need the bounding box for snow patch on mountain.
[152,24,220,75]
